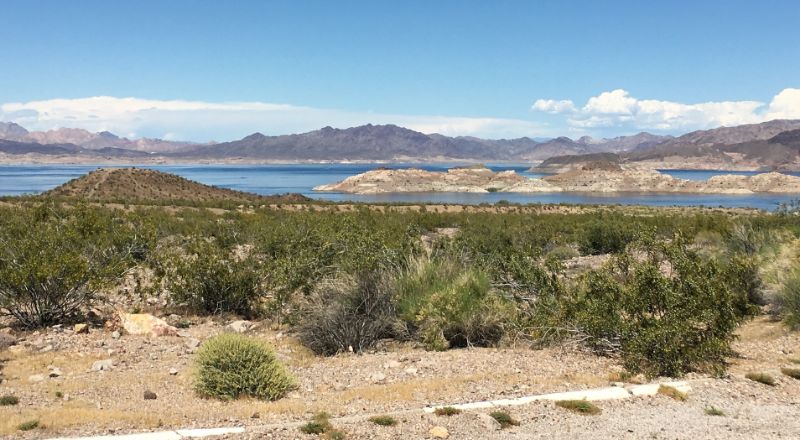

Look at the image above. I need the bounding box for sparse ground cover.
[1,191,799,439]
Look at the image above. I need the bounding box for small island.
[313,164,800,194]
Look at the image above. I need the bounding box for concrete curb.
[45,381,691,440]
[422,381,691,412]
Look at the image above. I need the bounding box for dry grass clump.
[657,384,688,401]
[705,406,725,416]
[368,415,398,426]
[0,395,19,406]
[299,412,345,439]
[781,368,800,379]
[745,372,776,386]
[488,411,520,428]
[555,399,601,415]
[433,406,462,416]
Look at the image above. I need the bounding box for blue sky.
[1,0,799,140]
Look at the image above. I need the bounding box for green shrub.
[572,236,744,377]
[396,259,512,350]
[489,410,520,427]
[17,420,39,431]
[745,372,776,386]
[368,415,398,426]
[0,394,19,406]
[777,268,800,329]
[298,272,399,355]
[300,412,345,438]
[0,204,134,328]
[555,400,601,415]
[161,239,265,316]
[433,406,461,416]
[193,333,295,400]
[578,218,636,255]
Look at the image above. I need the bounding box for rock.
[119,313,178,337]
[28,374,46,383]
[186,338,201,349]
[111,331,121,339]
[49,367,63,378]
[370,372,387,384]
[404,366,418,375]
[39,344,53,353]
[384,360,402,369]
[169,368,178,376]
[143,390,157,400]
[477,413,502,431]
[74,323,89,334]
[225,320,253,333]
[0,333,16,351]
[429,426,450,438]
[92,359,114,371]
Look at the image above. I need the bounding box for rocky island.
[313,164,800,194]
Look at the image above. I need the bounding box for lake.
[0,163,798,211]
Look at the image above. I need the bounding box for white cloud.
[531,99,576,114]
[532,88,800,133]
[0,96,552,141]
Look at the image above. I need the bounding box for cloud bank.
[532,88,800,133]
[0,97,549,141]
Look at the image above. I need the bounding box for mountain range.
[1,119,799,169]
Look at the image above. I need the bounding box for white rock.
[370,372,387,383]
[92,359,114,371]
[49,368,63,378]
[169,368,179,376]
[476,413,502,431]
[225,320,253,333]
[28,374,46,382]
[111,331,121,339]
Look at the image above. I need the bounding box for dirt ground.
[1,315,798,440]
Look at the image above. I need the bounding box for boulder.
[225,320,254,333]
[143,390,157,400]
[0,333,16,351]
[119,313,178,337]
[429,426,450,439]
[92,359,114,372]
[476,413,502,431]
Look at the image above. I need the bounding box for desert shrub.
[0,203,135,328]
[745,372,775,386]
[489,410,520,427]
[571,236,744,377]
[723,254,765,316]
[298,272,399,355]
[545,245,579,261]
[368,415,398,426]
[781,368,800,379]
[396,258,513,350]
[578,218,637,255]
[0,394,19,406]
[705,406,725,416]
[776,268,800,329]
[193,333,295,400]
[17,420,39,431]
[160,239,265,316]
[300,412,345,438]
[433,406,461,416]
[555,400,601,415]
[725,222,771,256]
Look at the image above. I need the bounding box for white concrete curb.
[46,427,245,440]
[45,381,690,440]
[422,381,691,413]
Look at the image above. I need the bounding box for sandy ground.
[1,315,798,440]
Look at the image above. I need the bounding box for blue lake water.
[0,163,798,211]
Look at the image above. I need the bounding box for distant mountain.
[0,123,196,153]
[534,120,800,171]
[177,124,665,161]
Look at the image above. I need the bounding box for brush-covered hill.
[44,168,308,205]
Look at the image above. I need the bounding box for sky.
[1,0,799,141]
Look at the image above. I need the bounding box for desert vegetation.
[1,199,798,382]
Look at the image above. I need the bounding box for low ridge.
[44,168,308,204]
